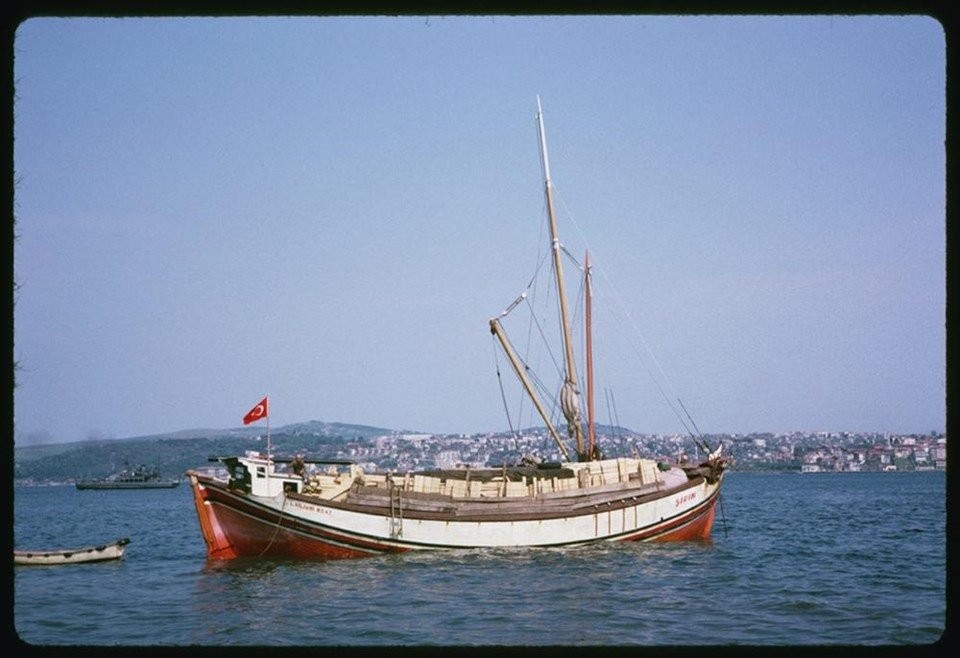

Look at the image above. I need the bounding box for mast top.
[537,99,553,185]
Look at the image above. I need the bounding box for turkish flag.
[243,397,268,425]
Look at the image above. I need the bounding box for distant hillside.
[281,420,400,438]
[12,420,672,484]
[13,420,399,484]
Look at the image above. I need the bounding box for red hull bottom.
[190,478,403,560]
[644,498,717,542]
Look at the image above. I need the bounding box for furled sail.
[560,380,582,439]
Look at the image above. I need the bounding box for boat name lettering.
[675,491,697,506]
[290,499,331,515]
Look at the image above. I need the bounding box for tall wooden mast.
[585,251,597,459]
[536,97,586,461]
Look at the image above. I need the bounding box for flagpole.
[266,395,271,460]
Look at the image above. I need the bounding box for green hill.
[13,421,398,484]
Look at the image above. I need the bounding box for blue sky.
[12,15,946,444]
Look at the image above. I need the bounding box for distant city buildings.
[798,433,946,473]
[13,427,946,486]
[319,428,947,474]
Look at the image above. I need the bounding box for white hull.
[188,454,724,559]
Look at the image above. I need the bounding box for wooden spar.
[536,96,586,459]
[489,318,571,461]
[585,251,597,458]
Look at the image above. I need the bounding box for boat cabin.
[215,451,356,498]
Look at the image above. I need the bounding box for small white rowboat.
[14,538,130,566]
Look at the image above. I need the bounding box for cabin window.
[283,481,298,494]
[228,464,252,494]
[256,466,266,479]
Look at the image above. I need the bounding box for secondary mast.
[536,97,587,461]
[585,251,597,459]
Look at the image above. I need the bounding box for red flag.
[243,397,268,425]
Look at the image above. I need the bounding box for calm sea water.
[13,472,946,647]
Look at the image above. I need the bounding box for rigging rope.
[604,387,622,440]
[491,334,520,449]
[498,161,709,457]
[257,487,289,557]
[718,491,729,538]
[550,183,707,446]
[523,294,564,386]
[678,396,711,454]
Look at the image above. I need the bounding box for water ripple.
[14,473,945,646]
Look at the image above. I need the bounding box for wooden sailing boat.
[185,99,728,560]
